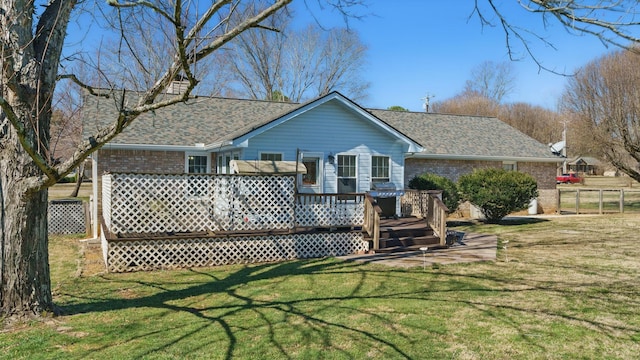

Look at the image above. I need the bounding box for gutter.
[405,153,565,163]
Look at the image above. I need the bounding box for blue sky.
[63,1,627,112]
[290,1,624,111]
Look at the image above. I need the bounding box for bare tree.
[228,18,369,102]
[561,49,640,181]
[0,0,298,319]
[431,91,500,117]
[498,102,563,145]
[474,1,640,72]
[226,2,290,100]
[463,61,516,103]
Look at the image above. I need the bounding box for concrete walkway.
[337,232,498,268]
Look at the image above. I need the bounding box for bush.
[458,168,538,223]
[408,173,459,213]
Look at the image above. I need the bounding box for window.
[185,154,209,197]
[260,153,282,161]
[188,155,208,174]
[302,157,319,186]
[371,156,390,183]
[337,155,357,193]
[503,161,517,171]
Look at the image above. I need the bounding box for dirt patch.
[79,240,106,276]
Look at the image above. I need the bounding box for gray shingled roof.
[82,90,559,160]
[369,109,557,159]
[82,91,298,147]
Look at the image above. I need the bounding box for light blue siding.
[240,99,409,193]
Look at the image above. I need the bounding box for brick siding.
[98,149,185,174]
[405,158,559,214]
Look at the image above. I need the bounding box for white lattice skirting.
[48,201,86,234]
[103,232,368,272]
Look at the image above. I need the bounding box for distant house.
[567,156,603,175]
[82,90,562,214]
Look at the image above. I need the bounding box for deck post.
[373,214,380,250]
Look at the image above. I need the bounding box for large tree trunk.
[0,0,75,318]
[0,134,52,316]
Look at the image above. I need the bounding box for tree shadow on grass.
[448,217,549,228]
[54,252,640,359]
[57,259,422,359]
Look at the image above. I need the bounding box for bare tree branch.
[57,74,111,98]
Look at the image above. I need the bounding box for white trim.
[103,143,205,151]
[371,155,391,183]
[258,151,284,161]
[337,153,359,193]
[405,153,563,163]
[502,161,517,171]
[298,152,324,193]
[185,152,211,173]
[217,150,240,174]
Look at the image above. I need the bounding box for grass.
[48,183,92,202]
[3,214,640,359]
[558,176,640,214]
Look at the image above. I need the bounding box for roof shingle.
[82,91,558,160]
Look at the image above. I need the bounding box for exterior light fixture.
[327,153,335,165]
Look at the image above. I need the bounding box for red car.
[556,173,583,184]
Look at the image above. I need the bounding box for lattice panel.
[105,232,368,272]
[295,203,364,227]
[48,201,86,234]
[401,191,429,218]
[104,173,295,234]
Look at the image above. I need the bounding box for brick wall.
[404,158,559,214]
[405,159,499,184]
[98,149,185,174]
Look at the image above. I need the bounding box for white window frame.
[217,151,240,174]
[337,154,358,194]
[502,161,517,171]
[185,152,210,174]
[259,152,284,161]
[184,153,210,198]
[371,155,390,184]
[298,152,323,193]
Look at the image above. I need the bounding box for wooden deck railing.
[402,189,449,246]
[426,194,449,246]
[363,194,382,250]
[294,193,365,228]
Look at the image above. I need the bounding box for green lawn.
[2,214,640,359]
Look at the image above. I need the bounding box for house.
[82,90,562,216]
[567,156,603,176]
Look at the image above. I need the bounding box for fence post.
[620,189,625,213]
[599,189,603,215]
[556,188,561,214]
[576,189,580,214]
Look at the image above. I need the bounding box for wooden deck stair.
[370,217,441,253]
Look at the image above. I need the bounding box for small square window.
[260,153,283,161]
[503,162,517,171]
